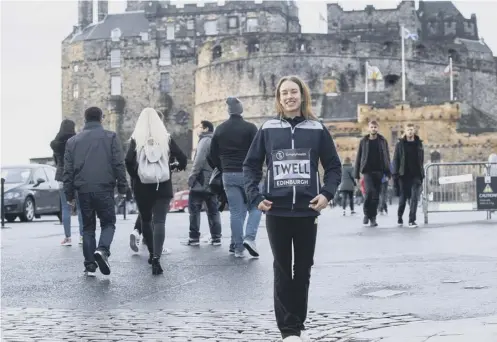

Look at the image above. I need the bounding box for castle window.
[72,84,79,99]
[159,46,171,66]
[73,64,79,72]
[187,19,195,30]
[384,74,400,87]
[383,41,393,52]
[167,24,175,40]
[228,16,238,29]
[341,39,351,52]
[415,44,427,57]
[160,72,170,93]
[111,28,121,42]
[212,45,222,60]
[110,49,121,68]
[111,76,121,95]
[248,38,260,53]
[204,20,218,36]
[448,49,460,63]
[247,18,258,33]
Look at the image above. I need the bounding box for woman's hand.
[309,194,328,212]
[258,199,273,212]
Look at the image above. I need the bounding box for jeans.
[223,172,262,253]
[188,191,222,240]
[398,177,422,223]
[137,197,170,258]
[266,215,317,339]
[77,191,116,267]
[58,182,83,238]
[340,190,354,211]
[378,182,389,212]
[363,172,383,219]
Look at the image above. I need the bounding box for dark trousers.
[136,197,171,258]
[341,190,354,211]
[378,182,389,212]
[134,214,142,234]
[398,177,422,223]
[266,215,318,339]
[188,191,222,239]
[77,191,116,267]
[363,172,383,219]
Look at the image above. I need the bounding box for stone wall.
[331,103,497,163]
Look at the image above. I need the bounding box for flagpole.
[401,24,406,102]
[365,61,368,104]
[449,57,453,101]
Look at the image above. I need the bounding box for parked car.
[170,190,190,213]
[1,164,61,222]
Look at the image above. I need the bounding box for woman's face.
[279,80,302,113]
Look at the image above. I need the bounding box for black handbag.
[209,168,223,195]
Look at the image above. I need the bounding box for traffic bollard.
[1,178,7,228]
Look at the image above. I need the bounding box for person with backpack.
[185,120,222,246]
[125,108,187,275]
[63,107,128,277]
[339,157,356,216]
[50,119,84,246]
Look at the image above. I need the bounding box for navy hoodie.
[243,116,342,217]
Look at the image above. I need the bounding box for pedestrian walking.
[339,157,356,216]
[354,120,391,227]
[63,107,128,276]
[393,123,424,228]
[209,97,262,257]
[243,75,342,342]
[185,120,222,247]
[125,108,187,275]
[50,119,83,246]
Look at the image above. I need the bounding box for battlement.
[145,1,299,19]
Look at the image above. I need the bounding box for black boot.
[151,257,163,275]
[148,254,153,265]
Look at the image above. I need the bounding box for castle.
[62,0,497,167]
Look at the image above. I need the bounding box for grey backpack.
[137,138,170,190]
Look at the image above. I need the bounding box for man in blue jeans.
[209,97,262,258]
[63,107,128,276]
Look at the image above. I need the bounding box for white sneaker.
[242,239,259,257]
[162,247,172,255]
[282,336,302,342]
[300,331,312,342]
[129,230,141,252]
[234,251,245,258]
[61,237,72,246]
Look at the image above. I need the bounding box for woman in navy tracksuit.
[243,75,342,342]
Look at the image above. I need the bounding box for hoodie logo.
[275,151,285,161]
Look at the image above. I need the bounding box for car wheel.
[19,197,35,222]
[5,214,17,223]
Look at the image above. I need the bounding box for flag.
[366,62,383,81]
[402,27,418,41]
[444,64,451,75]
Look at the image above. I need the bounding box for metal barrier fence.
[422,162,497,224]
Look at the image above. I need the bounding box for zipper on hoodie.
[291,126,296,211]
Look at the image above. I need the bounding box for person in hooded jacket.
[244,75,342,342]
[125,108,187,275]
[50,119,83,246]
[339,157,356,216]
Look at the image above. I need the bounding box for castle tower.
[78,0,93,28]
[97,0,108,22]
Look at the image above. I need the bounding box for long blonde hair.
[131,108,170,157]
[275,75,317,120]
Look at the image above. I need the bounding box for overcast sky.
[1,0,496,165]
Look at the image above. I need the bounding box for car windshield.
[1,168,31,184]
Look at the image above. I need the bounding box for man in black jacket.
[209,97,261,257]
[393,123,424,228]
[354,120,391,227]
[63,107,128,276]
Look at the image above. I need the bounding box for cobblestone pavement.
[1,308,421,341]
